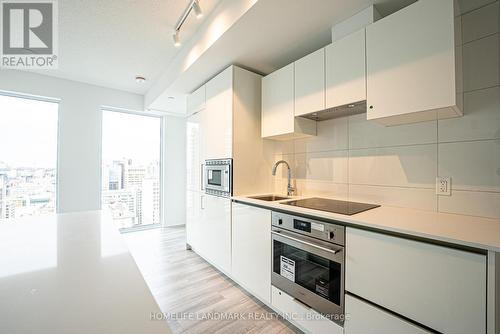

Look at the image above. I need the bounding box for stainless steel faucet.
[272,160,295,196]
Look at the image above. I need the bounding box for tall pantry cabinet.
[186,65,273,275]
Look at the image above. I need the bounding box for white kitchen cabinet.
[187,84,205,116]
[186,66,273,276]
[326,29,366,108]
[366,0,462,125]
[344,294,431,334]
[346,227,486,334]
[197,195,232,274]
[186,190,202,249]
[294,48,325,116]
[262,63,316,139]
[231,203,271,304]
[203,66,233,159]
[186,111,202,192]
[271,286,343,334]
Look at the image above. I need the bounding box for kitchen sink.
[248,195,290,201]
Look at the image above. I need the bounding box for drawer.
[344,294,431,334]
[271,286,343,334]
[346,227,486,334]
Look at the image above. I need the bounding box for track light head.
[172,30,181,47]
[193,0,203,18]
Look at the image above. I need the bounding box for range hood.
[298,100,366,121]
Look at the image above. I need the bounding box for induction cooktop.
[282,197,380,215]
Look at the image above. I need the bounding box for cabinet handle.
[200,195,204,210]
[369,105,373,109]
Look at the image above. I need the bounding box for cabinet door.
[186,112,202,192]
[262,63,295,138]
[326,29,366,108]
[203,66,233,160]
[346,227,486,334]
[231,203,271,303]
[200,195,232,274]
[186,190,202,248]
[294,48,325,116]
[271,286,343,334]
[366,0,457,122]
[187,85,206,116]
[344,295,431,334]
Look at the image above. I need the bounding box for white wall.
[0,70,144,213]
[273,0,500,219]
[162,115,186,226]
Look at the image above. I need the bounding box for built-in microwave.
[204,158,232,197]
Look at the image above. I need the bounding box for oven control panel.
[272,212,345,246]
[205,158,232,166]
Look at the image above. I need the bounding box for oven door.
[204,164,230,193]
[271,227,344,322]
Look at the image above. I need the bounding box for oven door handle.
[271,230,343,255]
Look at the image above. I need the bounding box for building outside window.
[0,93,59,221]
[101,110,162,230]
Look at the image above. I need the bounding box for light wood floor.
[123,226,300,334]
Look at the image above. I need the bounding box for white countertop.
[0,211,171,334]
[233,195,500,253]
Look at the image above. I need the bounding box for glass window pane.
[0,94,59,220]
[101,110,161,230]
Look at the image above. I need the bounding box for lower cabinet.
[271,286,344,334]
[344,295,431,334]
[186,190,202,249]
[188,193,232,274]
[200,195,232,274]
[231,203,271,304]
[346,227,487,334]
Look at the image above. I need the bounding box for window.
[101,110,162,230]
[0,93,59,220]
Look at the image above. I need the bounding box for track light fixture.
[172,0,203,46]
[173,30,181,47]
[193,0,203,18]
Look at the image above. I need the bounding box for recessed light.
[135,76,146,83]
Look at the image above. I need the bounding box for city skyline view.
[101,111,161,229]
[0,94,59,220]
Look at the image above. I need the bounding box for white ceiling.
[29,0,416,107]
[32,0,220,94]
[147,0,416,112]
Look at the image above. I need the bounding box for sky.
[0,95,58,168]
[102,110,161,164]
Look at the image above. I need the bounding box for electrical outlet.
[436,177,451,196]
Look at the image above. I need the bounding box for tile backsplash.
[271,0,500,219]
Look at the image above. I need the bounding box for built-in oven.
[271,211,345,324]
[203,158,232,197]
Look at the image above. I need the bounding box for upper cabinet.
[203,67,233,159]
[294,48,325,116]
[187,84,206,116]
[261,0,462,137]
[326,29,366,108]
[366,0,462,125]
[262,63,316,139]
